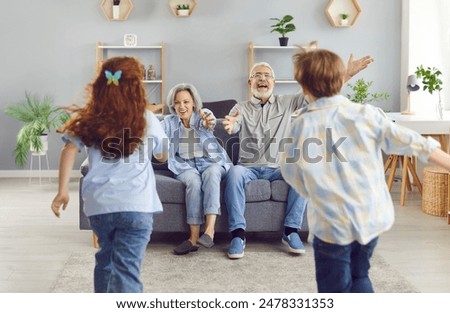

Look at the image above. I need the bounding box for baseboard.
[0,170,81,178]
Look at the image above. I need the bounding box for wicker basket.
[422,166,450,217]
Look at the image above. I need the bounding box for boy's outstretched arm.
[51,141,78,218]
[428,148,450,171]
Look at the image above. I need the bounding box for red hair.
[62,57,148,158]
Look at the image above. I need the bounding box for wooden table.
[385,112,450,206]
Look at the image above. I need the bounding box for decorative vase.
[30,134,49,156]
[113,5,120,20]
[177,9,189,16]
[436,93,443,120]
[279,37,289,46]
[340,19,349,26]
[147,64,156,80]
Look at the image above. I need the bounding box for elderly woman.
[161,83,231,255]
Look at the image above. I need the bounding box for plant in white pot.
[270,15,296,46]
[176,4,190,16]
[415,65,444,119]
[4,92,70,167]
[340,13,349,26]
[113,0,120,20]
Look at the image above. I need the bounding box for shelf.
[96,41,165,110]
[100,0,134,21]
[325,0,361,27]
[143,80,163,84]
[168,0,197,17]
[275,80,297,84]
[97,45,163,49]
[253,45,298,50]
[247,41,299,98]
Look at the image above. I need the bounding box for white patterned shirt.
[281,95,440,245]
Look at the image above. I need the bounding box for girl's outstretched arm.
[51,141,78,218]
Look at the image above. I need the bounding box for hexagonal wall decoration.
[100,0,134,21]
[325,0,361,27]
[169,0,197,17]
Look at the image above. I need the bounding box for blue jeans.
[89,212,153,293]
[176,159,226,225]
[224,165,307,232]
[313,236,378,293]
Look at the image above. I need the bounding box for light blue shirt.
[160,109,231,176]
[64,111,168,217]
[281,95,440,245]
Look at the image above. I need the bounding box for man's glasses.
[251,73,274,80]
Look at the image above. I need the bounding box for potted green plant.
[270,15,296,46]
[340,13,349,26]
[113,0,120,20]
[346,78,390,104]
[415,65,444,119]
[4,92,70,167]
[176,4,190,16]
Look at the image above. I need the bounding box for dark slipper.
[197,233,214,248]
[173,240,199,255]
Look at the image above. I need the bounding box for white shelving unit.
[247,42,299,98]
[96,42,165,112]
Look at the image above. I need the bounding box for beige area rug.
[52,241,417,293]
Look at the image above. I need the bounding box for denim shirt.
[161,109,231,175]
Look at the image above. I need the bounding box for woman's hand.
[201,110,216,130]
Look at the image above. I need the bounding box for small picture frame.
[124,34,137,47]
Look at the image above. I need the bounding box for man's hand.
[223,110,240,135]
[200,110,216,130]
[346,54,374,81]
[51,192,69,218]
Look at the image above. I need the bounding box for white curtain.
[402,0,450,116]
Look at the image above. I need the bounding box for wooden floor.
[0,177,449,293]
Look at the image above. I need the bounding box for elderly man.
[222,52,373,259]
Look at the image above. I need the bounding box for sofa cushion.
[203,99,237,118]
[245,179,271,202]
[152,158,169,171]
[155,174,185,203]
[155,173,272,204]
[271,180,290,202]
[213,122,240,165]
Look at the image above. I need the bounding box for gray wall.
[0,0,401,171]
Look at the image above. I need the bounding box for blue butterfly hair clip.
[105,70,122,86]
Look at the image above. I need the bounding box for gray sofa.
[79,99,308,236]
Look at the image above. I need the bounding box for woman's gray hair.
[249,62,276,79]
[166,83,203,115]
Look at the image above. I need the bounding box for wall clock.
[124,34,137,47]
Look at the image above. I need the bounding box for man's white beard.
[251,87,273,100]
